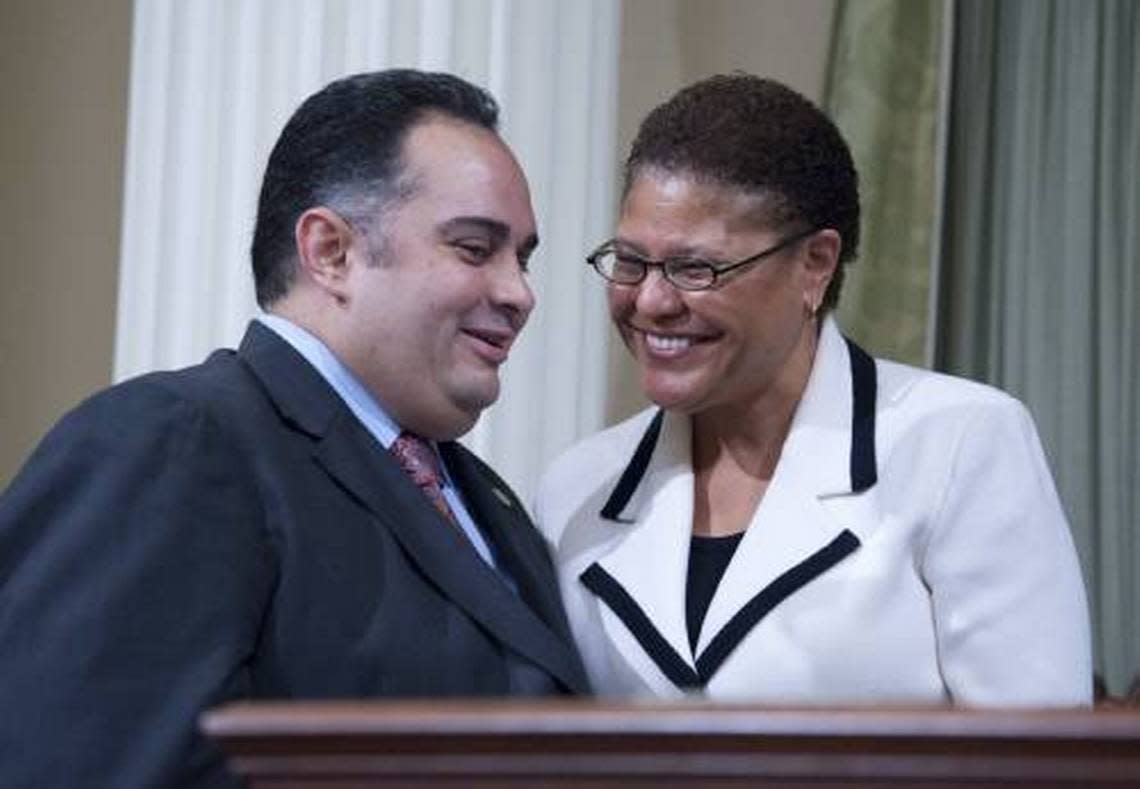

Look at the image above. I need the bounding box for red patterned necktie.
[389,431,458,525]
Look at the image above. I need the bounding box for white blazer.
[536,319,1091,706]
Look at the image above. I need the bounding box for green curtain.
[937,0,1140,694]
[825,0,946,365]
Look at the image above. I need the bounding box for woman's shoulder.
[870,355,1051,491]
[534,406,660,535]
[546,406,660,477]
[874,355,1027,422]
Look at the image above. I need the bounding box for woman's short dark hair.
[251,69,499,307]
[624,74,860,311]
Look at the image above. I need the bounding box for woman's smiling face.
[609,170,833,415]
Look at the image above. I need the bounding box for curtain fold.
[937,0,1139,694]
[824,0,946,365]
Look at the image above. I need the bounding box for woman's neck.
[690,319,820,536]
[692,319,819,476]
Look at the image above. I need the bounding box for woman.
[536,75,1090,705]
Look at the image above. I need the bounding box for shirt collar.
[256,313,402,450]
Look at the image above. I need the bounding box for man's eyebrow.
[438,216,510,242]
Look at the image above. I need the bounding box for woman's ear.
[294,207,355,304]
[802,228,841,315]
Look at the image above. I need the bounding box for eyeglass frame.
[585,225,821,292]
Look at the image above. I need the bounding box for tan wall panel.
[0,0,132,485]
[679,0,836,101]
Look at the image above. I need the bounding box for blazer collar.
[598,317,877,521]
[237,322,588,694]
[585,318,876,692]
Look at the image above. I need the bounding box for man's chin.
[418,407,480,442]
[438,383,499,436]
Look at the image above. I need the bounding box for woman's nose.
[633,267,685,317]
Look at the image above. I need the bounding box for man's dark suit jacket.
[0,321,589,787]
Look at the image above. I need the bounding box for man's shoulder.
[12,348,274,486]
[68,349,257,429]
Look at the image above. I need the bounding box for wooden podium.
[201,700,1140,787]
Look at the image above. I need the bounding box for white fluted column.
[115,0,620,499]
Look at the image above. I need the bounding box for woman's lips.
[646,332,693,353]
[632,327,716,360]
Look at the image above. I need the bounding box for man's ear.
[802,228,841,314]
[294,207,356,303]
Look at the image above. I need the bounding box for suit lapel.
[440,443,590,693]
[311,419,585,693]
[238,321,588,693]
[237,321,344,438]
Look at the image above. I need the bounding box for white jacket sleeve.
[921,397,1092,706]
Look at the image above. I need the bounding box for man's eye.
[452,241,492,262]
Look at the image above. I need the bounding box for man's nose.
[490,256,535,327]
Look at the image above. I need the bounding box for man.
[0,69,588,788]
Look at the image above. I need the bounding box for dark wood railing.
[202,700,1140,787]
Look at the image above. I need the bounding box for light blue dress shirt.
[257,314,504,571]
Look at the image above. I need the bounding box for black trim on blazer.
[845,338,878,492]
[580,530,861,691]
[599,409,664,522]
[584,336,876,689]
[695,529,860,680]
[579,563,701,689]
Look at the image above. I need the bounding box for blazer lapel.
[695,319,875,676]
[583,410,700,694]
[693,472,860,674]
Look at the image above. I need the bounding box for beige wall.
[608,0,837,423]
[618,0,835,158]
[0,0,132,485]
[678,0,836,100]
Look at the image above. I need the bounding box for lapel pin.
[492,487,513,509]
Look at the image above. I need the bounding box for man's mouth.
[460,327,514,364]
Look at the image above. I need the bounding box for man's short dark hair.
[624,73,860,311]
[251,69,500,307]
